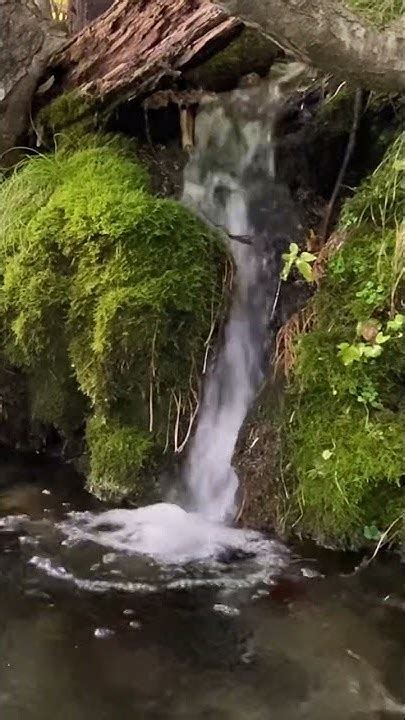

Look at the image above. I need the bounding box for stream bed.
[0,453,404,720]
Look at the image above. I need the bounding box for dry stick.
[172,390,182,452]
[148,323,158,432]
[355,515,404,572]
[269,278,282,323]
[319,88,363,243]
[164,394,173,453]
[177,397,200,453]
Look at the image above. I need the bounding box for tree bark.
[0,0,65,166]
[49,0,242,105]
[216,0,405,93]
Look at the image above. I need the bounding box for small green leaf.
[363,524,382,541]
[295,258,314,283]
[281,259,293,281]
[363,344,383,358]
[387,313,405,332]
[375,331,390,345]
[300,251,317,263]
[337,342,363,365]
[288,243,300,257]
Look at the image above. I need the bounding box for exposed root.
[172,390,182,453]
[176,396,200,453]
[164,393,173,454]
[234,486,247,524]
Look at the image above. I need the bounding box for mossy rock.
[278,134,405,547]
[0,133,227,500]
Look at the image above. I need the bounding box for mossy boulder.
[0,133,227,500]
[279,133,405,547]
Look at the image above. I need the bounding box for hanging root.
[148,323,158,433]
[319,88,363,242]
[172,390,182,453]
[176,396,200,453]
[164,394,173,454]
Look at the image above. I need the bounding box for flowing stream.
[0,78,405,719]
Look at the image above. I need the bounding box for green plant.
[281,243,317,282]
[277,135,405,547]
[0,135,227,499]
[337,313,404,365]
[363,524,382,541]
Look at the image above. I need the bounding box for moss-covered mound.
[281,134,405,547]
[0,135,227,499]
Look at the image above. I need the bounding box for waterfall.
[182,80,284,522]
[56,74,301,564]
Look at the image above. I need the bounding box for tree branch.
[215,0,405,93]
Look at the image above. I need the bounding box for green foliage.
[36,92,96,148]
[280,136,405,546]
[285,400,404,544]
[281,243,317,282]
[347,0,403,25]
[336,314,404,365]
[0,135,227,498]
[340,133,404,230]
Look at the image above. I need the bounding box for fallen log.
[46,0,243,106]
[35,0,279,143]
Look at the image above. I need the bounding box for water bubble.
[213,603,240,617]
[94,627,115,639]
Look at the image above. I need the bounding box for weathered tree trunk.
[44,0,405,113]
[217,0,405,93]
[0,0,65,166]
[48,0,242,105]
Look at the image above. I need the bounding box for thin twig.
[269,278,282,324]
[172,390,182,453]
[149,381,154,433]
[164,394,173,454]
[319,88,363,242]
[357,515,404,570]
[176,397,200,453]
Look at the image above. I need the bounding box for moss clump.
[36,91,97,149]
[86,416,154,499]
[0,134,227,499]
[281,135,405,547]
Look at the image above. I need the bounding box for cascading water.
[182,81,281,522]
[22,74,302,571]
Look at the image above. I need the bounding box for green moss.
[280,135,405,547]
[0,134,227,499]
[86,415,154,500]
[36,91,96,147]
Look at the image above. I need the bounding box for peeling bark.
[216,0,405,93]
[49,0,241,104]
